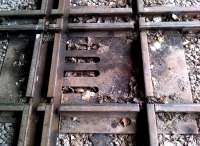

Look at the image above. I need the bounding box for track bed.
[0,0,199,146]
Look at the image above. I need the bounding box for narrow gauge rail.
[137,0,200,30]
[0,0,200,146]
[0,33,51,146]
[0,0,59,31]
[39,0,142,145]
[139,0,200,145]
[139,1,200,101]
[147,104,200,146]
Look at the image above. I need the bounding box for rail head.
[147,104,159,146]
[37,104,140,112]
[0,24,60,32]
[58,104,140,112]
[139,17,200,30]
[69,7,133,15]
[155,104,200,112]
[140,31,154,97]
[0,105,26,111]
[68,22,135,30]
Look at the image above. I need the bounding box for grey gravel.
[145,14,200,22]
[0,0,37,11]
[159,134,200,146]
[70,0,131,7]
[0,112,17,146]
[157,112,199,134]
[66,37,100,51]
[0,37,8,72]
[57,134,135,146]
[69,16,133,23]
[157,112,200,146]
[184,33,200,103]
[144,0,200,7]
[0,123,15,145]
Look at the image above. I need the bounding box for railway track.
[0,0,199,146]
[139,0,200,146]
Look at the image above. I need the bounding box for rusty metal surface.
[58,104,140,112]
[45,30,139,145]
[69,8,132,15]
[2,0,200,145]
[147,104,158,146]
[148,31,192,103]
[60,36,134,104]
[140,31,154,97]
[148,104,200,146]
[139,17,200,30]
[155,104,200,112]
[60,112,137,134]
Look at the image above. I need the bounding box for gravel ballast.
[0,0,37,11]
[184,33,200,103]
[143,0,200,7]
[70,0,131,7]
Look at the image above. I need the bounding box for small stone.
[164,141,175,146]
[82,90,96,101]
[72,117,78,122]
[120,118,131,127]
[76,88,85,93]
[153,17,162,22]
[150,41,162,51]
[70,135,75,140]
[172,14,179,21]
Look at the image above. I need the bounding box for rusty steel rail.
[39,104,140,145]
[69,7,133,15]
[0,1,134,31]
[140,31,153,97]
[26,34,50,98]
[0,24,53,146]
[139,17,200,30]
[0,8,132,17]
[0,9,62,17]
[2,0,200,145]
[58,104,140,112]
[18,33,54,146]
[3,7,129,17]
[147,104,200,146]
[0,24,60,32]
[68,22,135,30]
[68,4,134,30]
